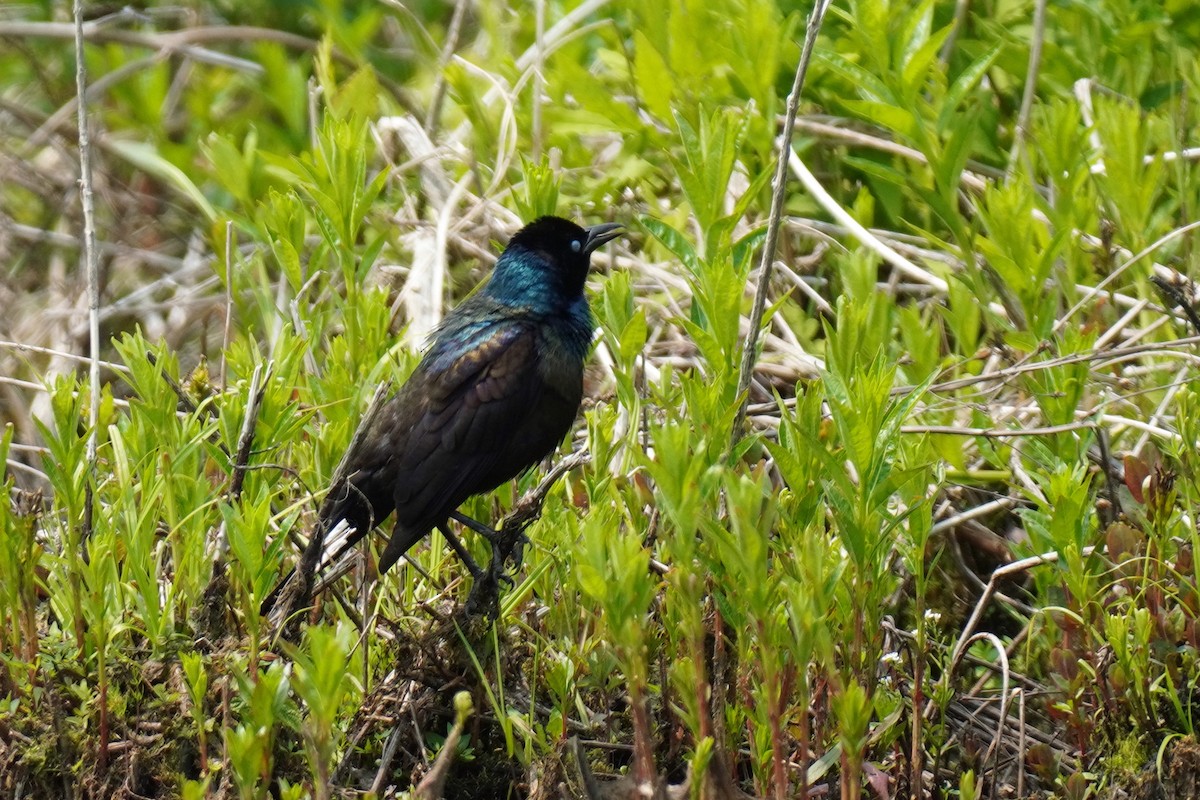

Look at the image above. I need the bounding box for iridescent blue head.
[483,216,624,311]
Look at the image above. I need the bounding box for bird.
[262,216,623,618]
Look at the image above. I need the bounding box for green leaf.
[816,50,892,104]
[619,307,648,362]
[108,139,216,221]
[633,30,675,121]
[840,99,918,141]
[897,0,934,75]
[642,217,700,274]
[939,45,1003,132]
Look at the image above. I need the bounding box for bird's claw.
[495,565,516,590]
[487,542,518,589]
[463,540,522,618]
[507,529,531,570]
[455,515,537,617]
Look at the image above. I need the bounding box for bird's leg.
[448,511,518,592]
[436,521,505,620]
[449,510,500,539]
[436,523,486,581]
[448,511,535,619]
[449,510,530,570]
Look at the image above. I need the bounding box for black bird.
[263,216,622,617]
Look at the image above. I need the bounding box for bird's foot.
[465,538,527,618]
[447,512,535,618]
[449,511,531,571]
[497,527,531,572]
[465,560,501,619]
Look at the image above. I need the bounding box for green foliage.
[226,659,296,800]
[514,156,562,221]
[284,624,363,798]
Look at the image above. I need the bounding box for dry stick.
[895,334,1200,397]
[1016,689,1027,798]
[423,0,470,135]
[941,638,1014,791]
[1074,78,1141,177]
[935,546,1099,723]
[900,420,1097,438]
[1053,219,1200,335]
[0,339,129,373]
[971,634,1012,767]
[74,0,101,544]
[212,362,268,554]
[532,0,546,161]
[1005,0,1047,181]
[792,119,990,192]
[787,149,949,292]
[0,218,185,271]
[369,694,414,795]
[1132,362,1190,457]
[793,116,1199,317]
[221,221,234,389]
[226,363,268,502]
[733,0,833,448]
[0,20,263,72]
[72,0,106,769]
[0,376,130,405]
[932,497,1019,535]
[5,20,417,110]
[748,6,830,796]
[570,736,608,800]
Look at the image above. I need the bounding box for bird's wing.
[389,319,547,524]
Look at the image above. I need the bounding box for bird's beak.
[583,222,624,254]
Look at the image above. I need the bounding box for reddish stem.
[630,681,657,788]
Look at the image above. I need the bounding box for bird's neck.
[482,271,582,315]
[484,247,588,309]
[551,296,595,361]
[471,284,593,361]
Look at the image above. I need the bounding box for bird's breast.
[535,318,589,395]
[535,341,584,405]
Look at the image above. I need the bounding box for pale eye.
[570,239,582,253]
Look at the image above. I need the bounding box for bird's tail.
[260,382,394,624]
[258,514,367,619]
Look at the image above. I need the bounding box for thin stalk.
[71,0,97,682]
[629,673,657,789]
[910,600,925,800]
[733,0,833,447]
[1005,0,1047,180]
[74,0,100,541]
[532,0,545,160]
[763,625,788,799]
[424,0,470,135]
[797,673,811,800]
[221,220,234,389]
[97,637,109,771]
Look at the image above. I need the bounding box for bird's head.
[485,216,623,309]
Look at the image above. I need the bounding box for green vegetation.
[2,0,1200,797]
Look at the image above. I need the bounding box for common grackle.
[262,216,622,617]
